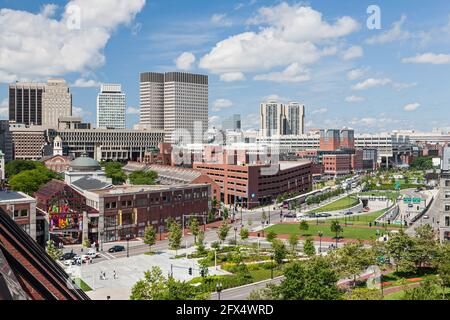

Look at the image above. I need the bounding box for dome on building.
[70,154,101,172]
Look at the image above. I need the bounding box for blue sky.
[1,0,450,133]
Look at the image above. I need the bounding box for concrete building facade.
[42,79,72,128]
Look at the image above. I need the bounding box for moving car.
[283,212,296,218]
[87,249,100,258]
[423,215,430,219]
[59,252,77,261]
[108,245,125,253]
[72,255,92,265]
[344,211,353,215]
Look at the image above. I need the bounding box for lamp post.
[216,282,223,301]
[270,254,274,279]
[234,226,238,245]
[318,231,323,253]
[261,220,265,237]
[100,231,104,252]
[126,234,130,258]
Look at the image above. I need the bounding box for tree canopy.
[9,165,60,195]
[128,170,158,185]
[104,162,127,185]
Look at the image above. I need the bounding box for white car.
[87,249,100,258]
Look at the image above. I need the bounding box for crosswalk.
[100,252,116,260]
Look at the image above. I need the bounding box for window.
[14,209,28,218]
[446,216,450,227]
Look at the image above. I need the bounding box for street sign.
[395,181,401,190]
[412,198,421,203]
[403,197,412,203]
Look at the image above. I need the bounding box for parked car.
[59,252,77,261]
[87,249,100,258]
[284,212,296,218]
[72,255,92,265]
[63,255,79,266]
[108,245,125,253]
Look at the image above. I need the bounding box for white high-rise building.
[140,72,209,143]
[42,79,72,128]
[97,84,126,129]
[139,73,164,130]
[260,101,305,137]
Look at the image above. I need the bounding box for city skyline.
[0,0,450,133]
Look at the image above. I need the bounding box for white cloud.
[352,78,392,90]
[220,72,245,82]
[254,63,310,83]
[0,0,145,82]
[40,4,58,18]
[393,82,417,91]
[345,95,365,103]
[211,13,232,27]
[366,15,411,44]
[262,94,290,103]
[72,78,100,88]
[175,52,196,70]
[342,46,363,60]
[0,98,8,118]
[126,107,140,115]
[346,68,368,80]
[311,108,327,114]
[73,106,92,118]
[199,4,359,79]
[404,102,420,111]
[212,99,233,112]
[402,53,450,65]
[209,115,221,126]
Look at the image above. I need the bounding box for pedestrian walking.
[100,271,103,280]
[113,270,116,279]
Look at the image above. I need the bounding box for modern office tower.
[319,129,341,151]
[340,128,355,149]
[140,72,165,129]
[285,102,305,135]
[260,101,286,137]
[42,79,72,128]
[222,114,241,131]
[96,84,126,129]
[164,72,208,143]
[9,82,45,126]
[140,72,209,143]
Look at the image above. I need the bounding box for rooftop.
[279,161,311,170]
[71,177,113,192]
[0,191,34,203]
[88,184,205,196]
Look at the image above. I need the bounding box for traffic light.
[188,267,193,275]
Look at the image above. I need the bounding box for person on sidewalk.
[113,270,116,279]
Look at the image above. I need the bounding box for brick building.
[193,161,312,208]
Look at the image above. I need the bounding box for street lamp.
[126,234,131,258]
[261,220,265,237]
[216,282,223,300]
[234,226,238,245]
[317,231,323,253]
[100,231,104,252]
[270,254,274,279]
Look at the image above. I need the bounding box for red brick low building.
[193,161,312,208]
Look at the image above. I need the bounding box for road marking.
[101,252,116,260]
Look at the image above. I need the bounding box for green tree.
[330,220,343,240]
[144,225,157,253]
[385,229,416,273]
[402,279,445,300]
[288,234,299,253]
[83,238,91,248]
[240,228,249,242]
[437,243,450,288]
[196,231,206,255]
[266,230,277,242]
[104,162,126,185]
[188,217,200,244]
[46,240,62,260]
[207,210,215,223]
[222,207,229,220]
[5,160,42,178]
[217,221,231,244]
[299,220,309,235]
[345,288,383,300]
[271,257,342,300]
[9,166,58,195]
[303,237,316,257]
[272,239,287,265]
[128,170,158,185]
[330,241,375,286]
[168,221,182,255]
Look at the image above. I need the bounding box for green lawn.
[266,223,396,241]
[383,290,406,300]
[326,209,389,226]
[249,269,283,282]
[357,191,399,202]
[74,278,92,292]
[308,196,360,214]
